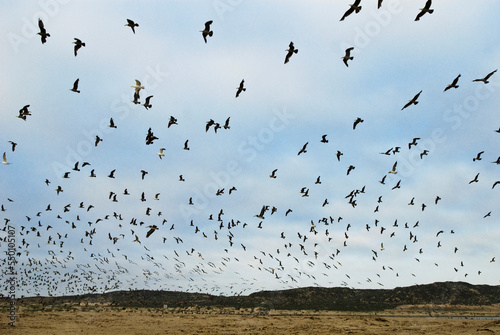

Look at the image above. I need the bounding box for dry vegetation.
[1,303,499,334]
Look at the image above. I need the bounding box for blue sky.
[1,0,499,297]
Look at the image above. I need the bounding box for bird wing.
[340,6,354,21]
[485,69,498,80]
[38,19,45,31]
[73,78,79,90]
[2,152,7,163]
[205,20,213,30]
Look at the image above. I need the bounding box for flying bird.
[402,90,422,110]
[125,19,139,34]
[70,79,80,93]
[340,0,362,21]
[143,96,153,110]
[2,152,10,165]
[157,148,166,159]
[284,42,298,64]
[131,80,144,94]
[320,135,328,143]
[415,0,434,21]
[8,141,17,152]
[37,19,50,44]
[378,0,383,9]
[444,74,460,92]
[270,169,277,179]
[342,47,354,67]
[353,117,364,130]
[388,161,397,174]
[473,151,484,162]
[408,137,420,149]
[73,38,85,56]
[201,20,213,43]
[469,173,479,184]
[236,80,246,98]
[109,118,117,129]
[473,69,497,84]
[297,142,308,155]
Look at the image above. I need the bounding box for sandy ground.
[1,306,500,334]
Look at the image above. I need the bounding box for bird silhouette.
[125,19,139,34]
[37,19,50,44]
[402,90,422,110]
[342,47,354,67]
[415,0,434,21]
[473,69,497,84]
[284,42,298,64]
[201,20,213,43]
[444,74,461,92]
[73,38,85,56]
[340,0,362,21]
[70,79,80,93]
[236,80,246,98]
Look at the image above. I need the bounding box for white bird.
[2,152,10,165]
[388,161,397,174]
[131,80,144,94]
[157,148,166,159]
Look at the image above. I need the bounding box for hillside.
[5,281,500,312]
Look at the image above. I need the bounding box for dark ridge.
[3,282,500,311]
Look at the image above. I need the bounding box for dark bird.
[297,142,308,155]
[342,47,354,67]
[223,117,231,130]
[143,95,153,109]
[183,140,190,150]
[109,118,117,129]
[444,74,461,92]
[493,156,500,164]
[94,135,103,147]
[37,19,50,44]
[473,69,497,84]
[320,135,328,143]
[469,173,479,184]
[408,137,420,149]
[353,117,364,130]
[346,165,355,175]
[70,78,80,93]
[378,0,383,8]
[284,41,298,64]
[236,80,246,98]
[140,170,148,180]
[336,150,343,161]
[402,90,422,110]
[415,0,434,21]
[340,0,362,21]
[483,211,491,218]
[492,181,500,189]
[392,180,401,190]
[473,151,484,161]
[73,38,85,56]
[270,169,277,179]
[146,225,158,238]
[201,20,213,43]
[108,169,116,178]
[8,141,17,152]
[168,116,178,128]
[125,19,139,34]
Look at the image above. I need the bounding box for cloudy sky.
[1,0,499,298]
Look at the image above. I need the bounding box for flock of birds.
[1,1,499,299]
